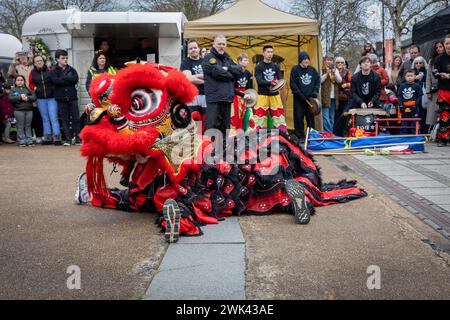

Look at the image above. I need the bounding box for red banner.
[384,39,394,69]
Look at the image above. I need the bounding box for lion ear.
[164,69,199,105]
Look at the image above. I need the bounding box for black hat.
[298,51,310,63]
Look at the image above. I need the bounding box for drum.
[344,108,388,133]
[306,98,322,116]
[269,79,286,93]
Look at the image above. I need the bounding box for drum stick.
[304,127,310,149]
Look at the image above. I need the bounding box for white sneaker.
[74,172,89,204]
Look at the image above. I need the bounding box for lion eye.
[130,88,162,117]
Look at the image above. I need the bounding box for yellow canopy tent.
[184,0,323,130]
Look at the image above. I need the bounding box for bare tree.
[0,0,41,39]
[291,0,374,54]
[42,0,118,11]
[133,0,233,20]
[379,0,448,48]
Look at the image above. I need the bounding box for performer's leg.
[269,94,287,132]
[205,102,219,133]
[293,97,306,139]
[254,95,269,130]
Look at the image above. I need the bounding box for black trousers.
[205,101,231,137]
[293,96,315,139]
[58,99,81,141]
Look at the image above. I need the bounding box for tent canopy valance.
[184,0,318,38]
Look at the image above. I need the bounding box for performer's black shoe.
[163,199,181,243]
[285,179,310,224]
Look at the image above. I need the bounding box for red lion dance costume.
[80,62,367,242]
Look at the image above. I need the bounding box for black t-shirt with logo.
[359,73,372,102]
[255,61,282,96]
[234,70,253,90]
[180,57,204,95]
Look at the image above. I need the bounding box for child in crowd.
[8,75,36,146]
[0,83,16,143]
[397,70,422,134]
[384,83,399,116]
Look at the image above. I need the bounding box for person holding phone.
[321,53,342,133]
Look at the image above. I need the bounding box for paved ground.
[241,154,450,299]
[0,145,167,299]
[353,143,450,213]
[1,143,449,299]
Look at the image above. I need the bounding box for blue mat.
[307,130,426,152]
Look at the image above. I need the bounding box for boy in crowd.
[398,70,422,134]
[51,49,81,146]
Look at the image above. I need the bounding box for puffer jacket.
[8,86,36,111]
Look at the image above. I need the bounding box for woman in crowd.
[321,53,342,133]
[426,41,445,132]
[200,47,209,59]
[361,41,376,56]
[335,56,351,130]
[8,75,36,146]
[412,56,429,133]
[388,54,402,89]
[29,55,61,145]
[85,51,116,95]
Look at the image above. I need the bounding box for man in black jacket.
[349,56,381,109]
[202,35,242,137]
[290,51,320,140]
[51,49,81,146]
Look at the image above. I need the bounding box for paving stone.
[405,206,419,214]
[410,188,450,196]
[145,243,245,300]
[440,230,450,239]
[392,175,433,182]
[408,160,446,165]
[422,195,450,205]
[424,219,443,231]
[178,217,245,244]
[376,169,418,176]
[399,180,447,189]
[437,205,450,213]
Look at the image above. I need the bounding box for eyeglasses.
[336,62,344,64]
[415,62,423,64]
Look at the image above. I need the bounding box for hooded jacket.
[290,65,320,100]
